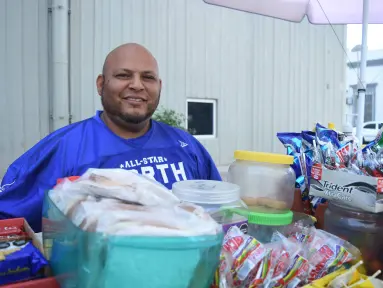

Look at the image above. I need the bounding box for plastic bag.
[49,168,221,237]
[55,168,180,206]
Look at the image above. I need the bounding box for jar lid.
[232,209,293,226]
[172,180,240,205]
[234,150,294,165]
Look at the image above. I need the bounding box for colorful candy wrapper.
[222,226,266,287]
[212,250,234,288]
[363,125,383,154]
[271,234,310,288]
[277,132,308,195]
[315,124,346,169]
[246,250,271,287]
[262,240,300,288]
[302,131,316,184]
[306,229,360,281]
[232,237,266,286]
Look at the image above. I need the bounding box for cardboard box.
[1,277,59,288]
[309,163,383,213]
[0,218,59,287]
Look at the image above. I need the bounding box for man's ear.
[96,74,104,96]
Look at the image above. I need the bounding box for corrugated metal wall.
[0,0,347,176]
[69,0,347,165]
[0,0,50,176]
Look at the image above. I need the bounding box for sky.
[347,24,383,50]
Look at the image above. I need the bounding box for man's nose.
[128,74,144,90]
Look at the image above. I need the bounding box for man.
[0,43,221,232]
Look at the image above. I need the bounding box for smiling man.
[0,43,221,232]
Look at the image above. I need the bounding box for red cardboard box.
[0,218,59,288]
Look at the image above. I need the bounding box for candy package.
[0,218,48,285]
[277,132,308,198]
[215,225,360,288]
[278,124,383,213]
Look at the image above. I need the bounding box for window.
[379,123,383,129]
[351,84,376,125]
[364,123,376,129]
[186,99,217,138]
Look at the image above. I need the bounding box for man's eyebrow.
[117,68,157,75]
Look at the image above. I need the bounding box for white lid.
[172,180,240,205]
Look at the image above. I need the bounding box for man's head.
[97,43,162,128]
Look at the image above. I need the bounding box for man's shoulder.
[153,121,194,139]
[152,121,201,146]
[17,117,96,161]
[42,117,95,146]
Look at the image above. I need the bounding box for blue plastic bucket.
[42,191,223,288]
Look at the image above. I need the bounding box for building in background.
[0,0,347,177]
[346,49,383,126]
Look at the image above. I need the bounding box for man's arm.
[0,143,67,232]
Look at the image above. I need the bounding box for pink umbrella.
[203,0,383,140]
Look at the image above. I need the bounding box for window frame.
[185,98,217,139]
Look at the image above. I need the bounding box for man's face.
[98,47,161,125]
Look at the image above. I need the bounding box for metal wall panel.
[0,0,50,176]
[1,0,347,174]
[69,0,347,166]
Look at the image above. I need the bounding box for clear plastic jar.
[172,180,248,233]
[228,151,295,213]
[324,202,383,277]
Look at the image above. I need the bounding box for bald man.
[0,43,221,232]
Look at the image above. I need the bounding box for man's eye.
[143,75,155,80]
[116,74,129,78]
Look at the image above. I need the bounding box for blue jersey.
[0,111,221,232]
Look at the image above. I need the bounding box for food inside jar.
[241,196,288,210]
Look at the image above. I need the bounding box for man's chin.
[119,113,150,125]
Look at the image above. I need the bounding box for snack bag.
[306,230,360,281]
[277,132,308,194]
[0,220,48,285]
[269,232,311,288]
[222,226,266,287]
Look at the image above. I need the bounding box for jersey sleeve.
[192,138,222,181]
[0,140,68,232]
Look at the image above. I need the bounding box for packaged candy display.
[212,223,360,288]
[278,124,383,213]
[0,218,48,285]
[44,168,223,288]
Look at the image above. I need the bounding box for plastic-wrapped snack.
[0,221,48,285]
[302,131,316,185]
[232,237,266,286]
[221,226,266,287]
[268,232,311,287]
[306,229,360,281]
[362,148,383,177]
[363,125,383,154]
[315,124,348,170]
[277,132,307,194]
[212,250,234,288]
[262,240,300,288]
[246,250,271,287]
[55,168,180,207]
